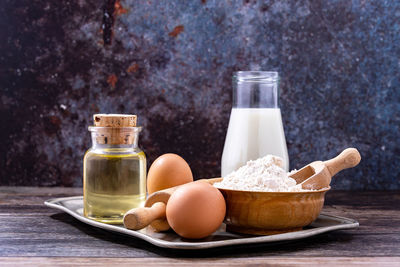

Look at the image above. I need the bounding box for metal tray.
[45,196,359,250]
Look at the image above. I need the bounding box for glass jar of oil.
[83,114,146,224]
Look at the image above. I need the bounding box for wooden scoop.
[123,178,222,231]
[289,148,361,190]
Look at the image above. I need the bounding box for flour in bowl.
[214,155,305,192]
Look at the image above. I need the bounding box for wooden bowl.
[217,187,330,235]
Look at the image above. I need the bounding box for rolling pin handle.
[123,202,166,230]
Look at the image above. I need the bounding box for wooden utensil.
[123,178,223,231]
[289,148,361,190]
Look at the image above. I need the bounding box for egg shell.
[166,181,226,239]
[147,153,193,194]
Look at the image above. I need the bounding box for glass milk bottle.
[221,71,289,177]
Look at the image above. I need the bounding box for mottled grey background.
[1,0,399,189]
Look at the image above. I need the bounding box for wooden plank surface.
[0,187,399,264]
[1,257,400,266]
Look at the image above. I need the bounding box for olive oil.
[83,114,146,224]
[83,149,146,224]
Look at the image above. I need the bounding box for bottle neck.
[233,71,279,108]
[91,138,139,150]
[89,126,141,150]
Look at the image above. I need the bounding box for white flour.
[214,155,305,192]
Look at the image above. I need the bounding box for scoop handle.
[324,148,361,177]
[123,202,166,230]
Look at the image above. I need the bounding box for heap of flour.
[214,155,305,192]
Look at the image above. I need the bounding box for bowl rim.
[214,186,331,195]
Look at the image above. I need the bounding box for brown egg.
[166,181,226,239]
[147,153,193,194]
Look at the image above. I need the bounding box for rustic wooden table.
[0,187,399,266]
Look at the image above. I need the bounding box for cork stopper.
[93,114,137,127]
[91,114,139,145]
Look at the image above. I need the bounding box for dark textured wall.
[1,0,399,189]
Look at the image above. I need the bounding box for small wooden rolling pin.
[123,178,222,231]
